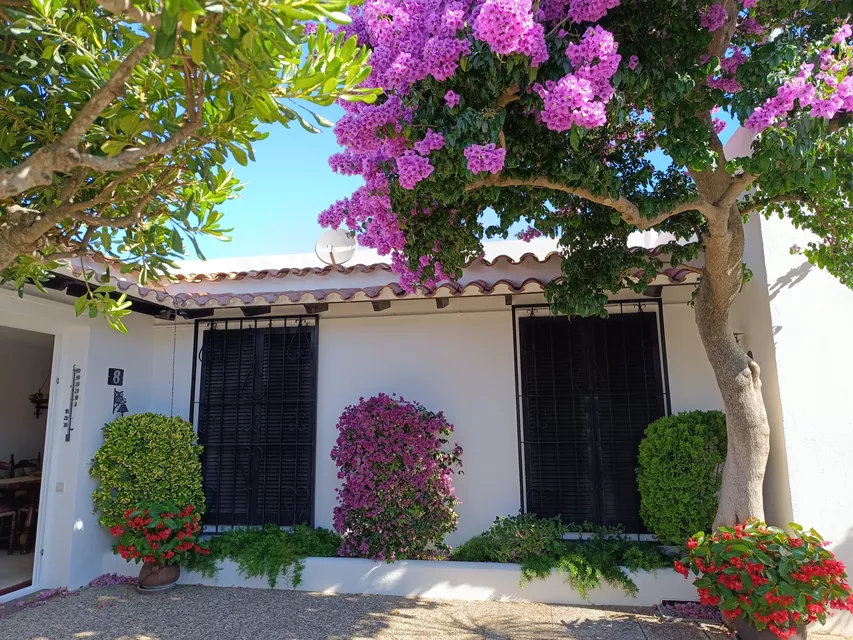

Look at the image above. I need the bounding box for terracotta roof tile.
[173,251,563,282]
[64,248,697,310]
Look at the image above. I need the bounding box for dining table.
[0,474,41,554]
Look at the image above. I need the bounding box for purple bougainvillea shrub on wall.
[330,393,463,561]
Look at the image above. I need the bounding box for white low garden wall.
[152,557,695,607]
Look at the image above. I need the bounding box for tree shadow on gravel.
[1,586,728,640]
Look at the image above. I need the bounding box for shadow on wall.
[769,262,813,301]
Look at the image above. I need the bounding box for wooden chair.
[11,459,41,554]
[13,458,38,477]
[15,491,39,554]
[0,454,13,480]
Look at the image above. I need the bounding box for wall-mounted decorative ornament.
[64,365,81,442]
[113,389,129,416]
[29,373,50,418]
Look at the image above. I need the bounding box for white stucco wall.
[660,291,724,414]
[0,284,733,598]
[314,311,521,544]
[751,216,853,635]
[146,295,723,546]
[0,330,54,463]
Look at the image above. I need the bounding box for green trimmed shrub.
[91,413,205,528]
[637,410,727,545]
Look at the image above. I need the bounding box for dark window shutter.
[519,317,596,522]
[518,311,666,532]
[196,319,317,531]
[593,313,665,532]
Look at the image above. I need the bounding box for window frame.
[188,315,319,532]
[511,300,672,534]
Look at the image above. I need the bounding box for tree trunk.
[694,207,771,529]
[0,236,23,274]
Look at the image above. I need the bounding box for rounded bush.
[330,393,462,561]
[637,410,726,545]
[91,413,205,528]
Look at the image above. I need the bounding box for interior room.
[0,325,52,595]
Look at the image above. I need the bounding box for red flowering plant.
[676,520,853,639]
[109,501,210,566]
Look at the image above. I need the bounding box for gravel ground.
[0,585,736,640]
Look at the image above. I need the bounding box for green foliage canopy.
[322,0,853,317]
[0,0,376,328]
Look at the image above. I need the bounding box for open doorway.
[0,326,53,595]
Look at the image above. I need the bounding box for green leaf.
[321,76,338,94]
[309,110,334,128]
[119,113,140,136]
[291,73,324,90]
[317,9,352,24]
[191,36,204,65]
[73,295,87,316]
[161,8,179,34]
[298,117,320,134]
[101,140,129,156]
[154,28,177,59]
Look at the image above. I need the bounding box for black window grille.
[515,302,669,533]
[189,316,318,532]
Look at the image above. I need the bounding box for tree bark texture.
[695,206,771,528]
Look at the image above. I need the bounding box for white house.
[0,135,850,633]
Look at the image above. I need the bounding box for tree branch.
[707,0,739,62]
[497,86,520,109]
[96,0,162,27]
[464,173,710,230]
[77,66,204,172]
[0,38,156,201]
[60,37,156,146]
[739,193,802,217]
[0,43,202,203]
[717,171,758,210]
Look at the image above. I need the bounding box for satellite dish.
[315,229,357,266]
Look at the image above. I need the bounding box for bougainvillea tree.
[0,0,375,328]
[319,0,853,529]
[330,393,463,560]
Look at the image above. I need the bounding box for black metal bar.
[511,306,526,514]
[309,317,319,526]
[294,319,302,525]
[189,319,201,424]
[220,319,228,532]
[656,299,673,416]
[546,317,563,518]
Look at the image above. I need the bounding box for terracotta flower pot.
[137,562,180,592]
[734,619,807,640]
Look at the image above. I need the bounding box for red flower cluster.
[681,520,853,639]
[111,502,209,565]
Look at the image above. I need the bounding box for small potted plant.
[675,520,853,639]
[110,501,210,592]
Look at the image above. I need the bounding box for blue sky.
[195,106,738,259]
